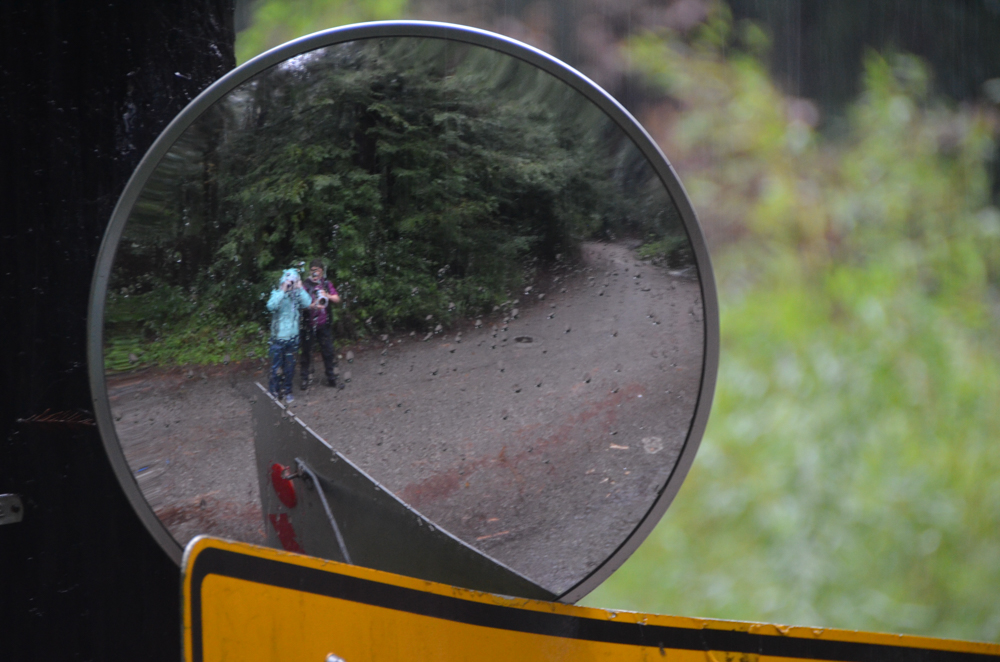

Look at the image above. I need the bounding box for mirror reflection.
[104,36,704,595]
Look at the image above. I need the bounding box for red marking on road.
[506,383,644,468]
[400,470,463,507]
[476,530,510,541]
[399,382,646,507]
[156,500,265,543]
[268,513,303,553]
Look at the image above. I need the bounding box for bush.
[584,10,1000,643]
[106,37,688,367]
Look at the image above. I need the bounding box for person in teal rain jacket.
[267,268,312,402]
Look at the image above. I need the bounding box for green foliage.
[584,11,1000,643]
[105,321,268,371]
[636,235,690,268]
[212,40,619,329]
[106,278,267,368]
[236,0,409,64]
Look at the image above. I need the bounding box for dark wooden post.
[0,3,234,659]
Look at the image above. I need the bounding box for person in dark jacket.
[300,258,343,389]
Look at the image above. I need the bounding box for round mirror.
[89,21,717,602]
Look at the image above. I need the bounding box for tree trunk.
[0,3,234,659]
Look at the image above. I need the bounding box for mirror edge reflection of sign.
[252,383,556,600]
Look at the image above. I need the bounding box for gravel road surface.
[109,241,705,594]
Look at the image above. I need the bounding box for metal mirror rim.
[86,19,719,603]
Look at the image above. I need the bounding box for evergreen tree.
[108,37,688,362]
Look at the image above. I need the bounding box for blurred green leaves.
[585,10,1000,643]
[236,0,409,64]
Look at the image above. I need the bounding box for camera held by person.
[300,259,343,390]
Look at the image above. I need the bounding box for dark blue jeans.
[300,323,337,385]
[268,337,299,397]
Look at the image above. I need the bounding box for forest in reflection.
[106,37,686,369]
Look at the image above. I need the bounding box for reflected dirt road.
[109,242,704,593]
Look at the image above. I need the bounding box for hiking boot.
[327,380,345,390]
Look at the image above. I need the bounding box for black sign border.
[188,546,996,662]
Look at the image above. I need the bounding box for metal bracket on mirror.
[252,384,555,600]
[0,494,24,526]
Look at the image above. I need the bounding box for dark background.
[404,0,1000,124]
[2,1,999,658]
[728,0,1000,109]
[0,3,234,659]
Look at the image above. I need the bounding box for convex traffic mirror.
[89,21,718,602]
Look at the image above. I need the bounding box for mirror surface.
[102,34,706,596]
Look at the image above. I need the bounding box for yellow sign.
[183,537,1000,662]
